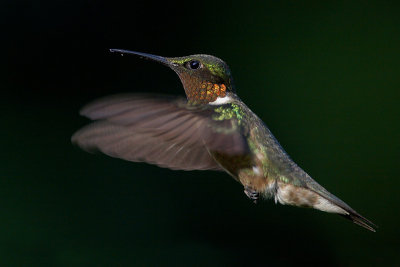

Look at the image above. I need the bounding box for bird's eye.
[186,60,201,70]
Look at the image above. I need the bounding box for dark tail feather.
[309,186,377,232]
[340,211,377,232]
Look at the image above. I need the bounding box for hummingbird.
[72,49,377,232]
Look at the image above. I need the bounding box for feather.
[72,94,249,171]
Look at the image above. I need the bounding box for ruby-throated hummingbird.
[72,49,376,232]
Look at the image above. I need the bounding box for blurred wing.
[72,94,249,171]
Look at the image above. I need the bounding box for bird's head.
[110,49,235,104]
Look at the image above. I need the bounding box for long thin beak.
[109,49,170,66]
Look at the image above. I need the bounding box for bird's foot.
[244,186,259,204]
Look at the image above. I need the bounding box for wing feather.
[72,94,249,171]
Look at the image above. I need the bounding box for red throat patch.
[179,73,227,104]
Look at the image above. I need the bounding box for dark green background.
[2,1,399,266]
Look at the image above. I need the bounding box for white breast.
[209,95,233,105]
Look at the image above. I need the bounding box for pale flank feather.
[274,177,377,232]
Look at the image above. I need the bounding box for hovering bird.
[72,49,376,231]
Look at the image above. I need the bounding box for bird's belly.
[237,165,275,194]
[210,146,275,194]
[210,151,253,181]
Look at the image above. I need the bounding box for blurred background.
[1,0,399,266]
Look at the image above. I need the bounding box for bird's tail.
[275,182,377,232]
[310,186,377,232]
[340,212,377,232]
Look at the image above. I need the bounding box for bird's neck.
[179,72,229,104]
